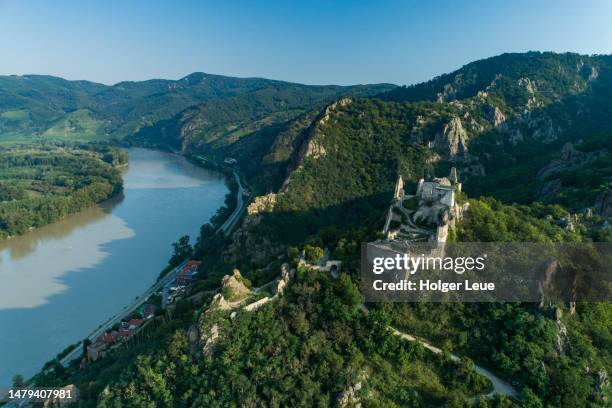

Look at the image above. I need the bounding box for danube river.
[0,148,228,386]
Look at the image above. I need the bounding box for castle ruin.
[383,168,462,244]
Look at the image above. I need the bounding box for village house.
[128,319,144,330]
[163,260,202,307]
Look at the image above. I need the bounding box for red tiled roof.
[99,331,118,344]
[128,319,144,327]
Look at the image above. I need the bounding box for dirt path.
[390,327,519,400]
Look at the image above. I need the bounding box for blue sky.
[1,0,611,86]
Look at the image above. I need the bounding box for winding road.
[390,327,519,400]
[194,156,247,236]
[360,304,518,401]
[219,171,245,235]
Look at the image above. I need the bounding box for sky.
[0,0,611,86]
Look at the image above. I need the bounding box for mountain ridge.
[0,71,395,144]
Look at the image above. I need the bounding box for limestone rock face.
[301,138,326,159]
[596,368,609,400]
[210,293,231,310]
[434,116,469,158]
[210,269,253,311]
[221,269,252,300]
[202,323,219,357]
[518,77,542,109]
[554,321,570,355]
[455,202,470,222]
[437,83,458,102]
[486,104,506,127]
[274,263,291,296]
[530,116,559,142]
[247,193,277,216]
[291,97,351,164]
[338,382,362,408]
[319,97,352,125]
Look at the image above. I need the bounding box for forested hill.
[218,52,612,214]
[0,72,394,144]
[379,52,605,105]
[23,52,612,407]
[125,81,395,152]
[213,51,612,406]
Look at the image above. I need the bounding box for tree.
[304,244,324,263]
[169,235,193,266]
[83,338,92,357]
[12,374,25,388]
[520,387,543,408]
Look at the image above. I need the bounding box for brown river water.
[0,148,227,386]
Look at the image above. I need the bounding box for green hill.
[213,52,612,406]
[228,52,612,215]
[0,72,394,144]
[15,52,612,407]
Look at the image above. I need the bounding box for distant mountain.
[126,80,394,152]
[0,72,395,144]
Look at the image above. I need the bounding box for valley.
[0,51,610,407]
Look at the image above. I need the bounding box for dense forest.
[0,145,125,238]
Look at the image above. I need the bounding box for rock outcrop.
[187,324,201,356]
[554,320,570,355]
[292,98,351,163]
[274,263,292,296]
[210,269,253,311]
[202,323,219,357]
[530,116,559,142]
[518,77,542,109]
[338,382,362,408]
[485,104,506,127]
[537,260,577,311]
[595,368,609,402]
[246,193,277,216]
[434,116,469,158]
[221,269,252,300]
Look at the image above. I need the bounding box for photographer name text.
[372,279,495,292]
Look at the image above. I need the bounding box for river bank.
[0,148,228,387]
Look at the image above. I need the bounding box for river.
[0,148,228,386]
